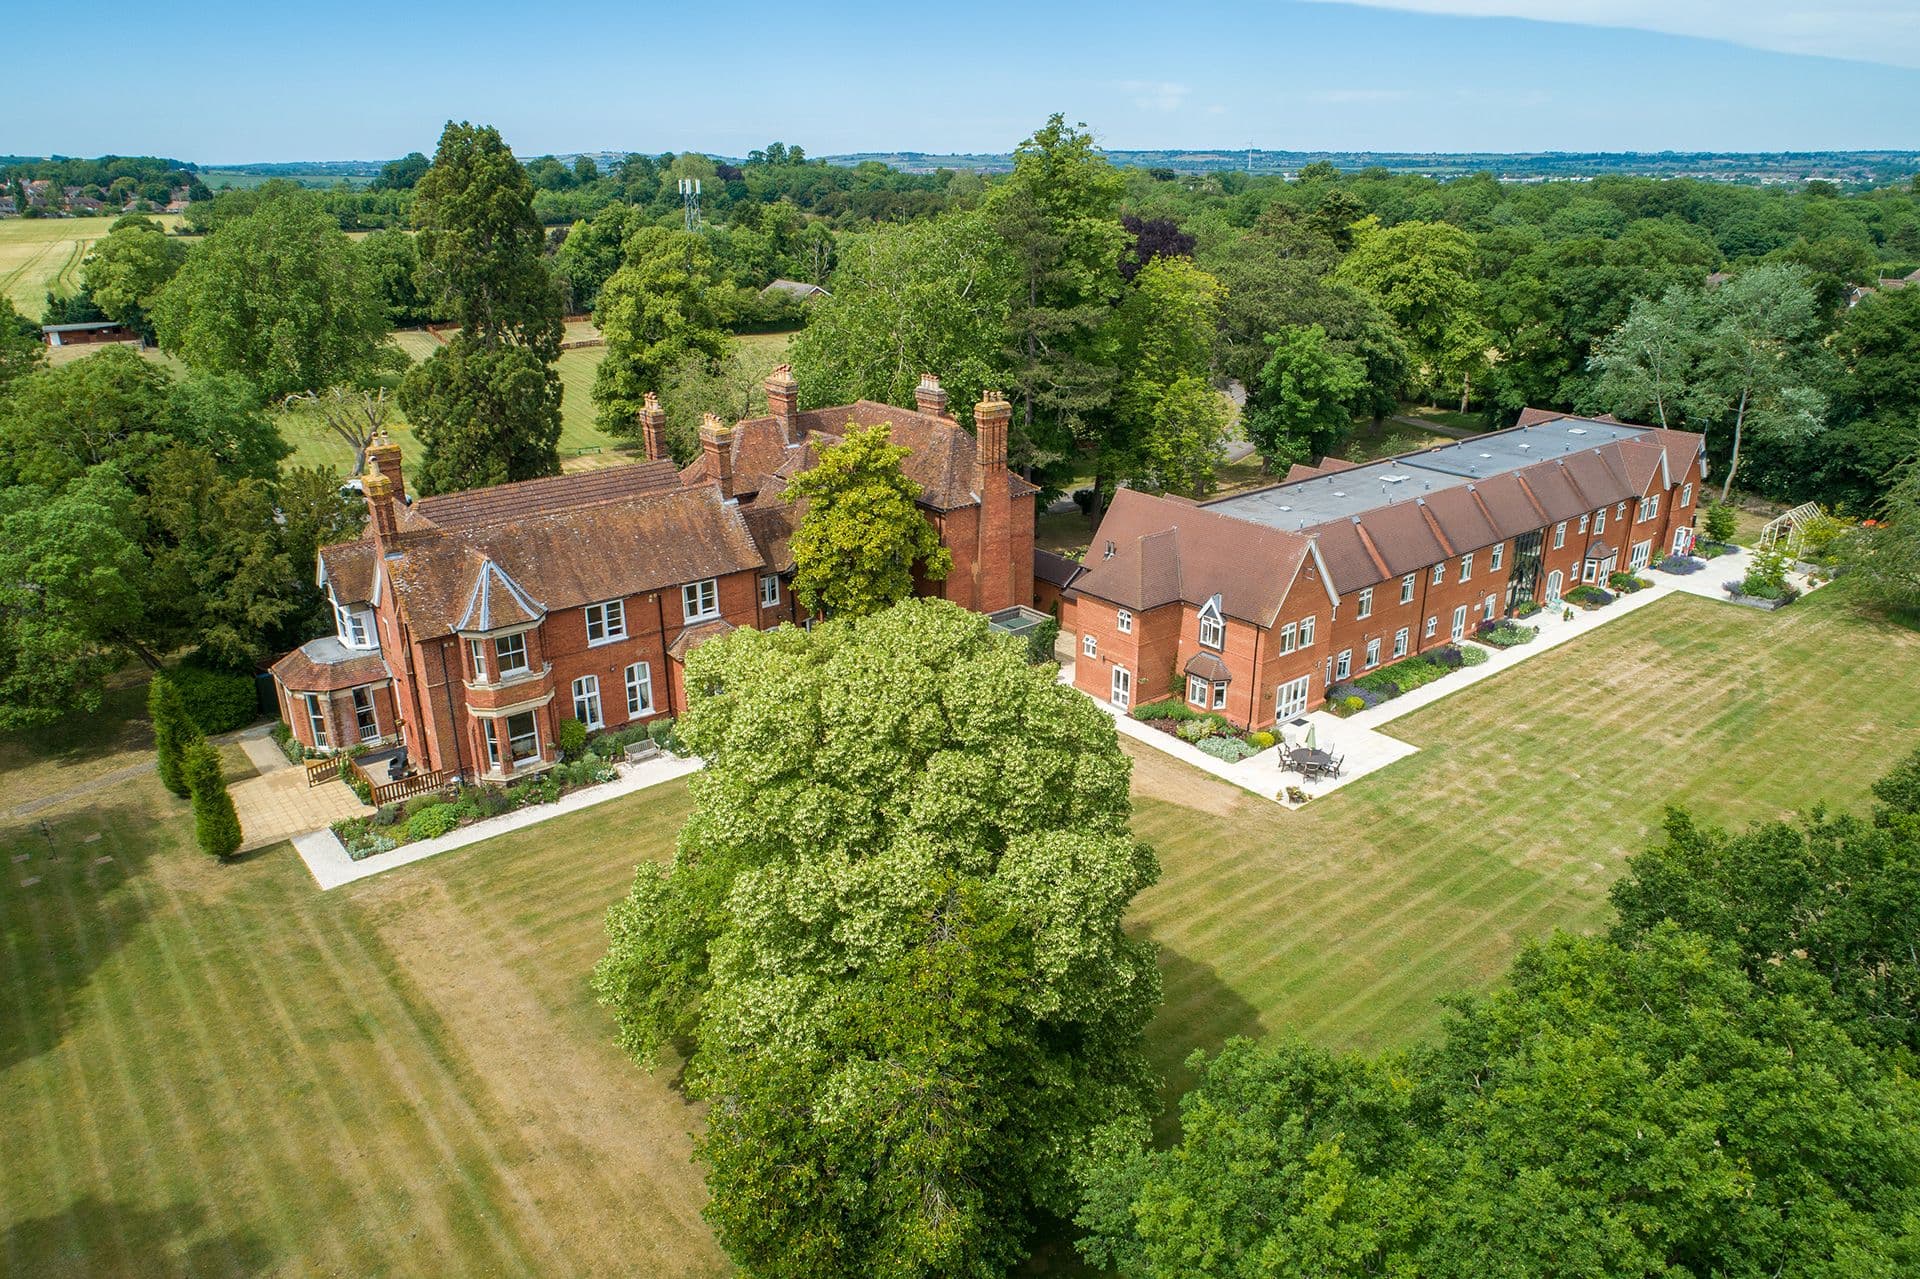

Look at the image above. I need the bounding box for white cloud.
[1119,80,1193,112]
[1299,0,1920,69]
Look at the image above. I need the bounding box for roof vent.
[1382,475,1407,484]
[1519,442,1531,450]
[1278,504,1292,512]
[1569,427,1588,435]
[1479,452,1493,459]
[1333,491,1347,498]
[1103,540,1115,560]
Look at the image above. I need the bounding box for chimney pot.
[972,389,1011,473]
[365,430,406,503]
[765,363,799,439]
[915,372,950,419]
[637,391,669,462]
[699,412,736,498]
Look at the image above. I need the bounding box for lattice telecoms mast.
[678,177,702,231]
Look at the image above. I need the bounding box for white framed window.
[1483,595,1497,621]
[585,599,626,646]
[1116,608,1132,634]
[352,688,379,742]
[1431,562,1445,586]
[1212,680,1228,710]
[1490,543,1504,571]
[1553,521,1567,549]
[1583,558,1599,584]
[490,710,538,766]
[625,662,654,716]
[1279,622,1296,654]
[759,574,780,608]
[1451,605,1467,640]
[1335,649,1352,680]
[1639,495,1659,522]
[1459,553,1473,583]
[572,675,603,730]
[683,578,720,622]
[1616,502,1627,522]
[304,693,328,747]
[496,631,530,675]
[468,637,488,680]
[1364,638,1380,668]
[1082,633,1097,659]
[1630,540,1652,571]
[1275,674,1310,721]
[335,602,372,649]
[1188,674,1210,706]
[1393,627,1408,658]
[1424,615,1437,639]
[1681,483,1694,508]
[1400,573,1416,604]
[1594,509,1606,535]
[1357,587,1373,619]
[1198,598,1224,649]
[1300,615,1316,646]
[1578,513,1589,534]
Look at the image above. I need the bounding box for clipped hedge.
[171,661,258,734]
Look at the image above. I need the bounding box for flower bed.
[1654,553,1706,575]
[1565,584,1615,608]
[1328,644,1482,715]
[1607,570,1653,594]
[328,717,684,860]
[1130,698,1261,760]
[1474,618,1539,649]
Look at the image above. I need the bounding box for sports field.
[0,216,184,313]
[6,586,1913,1275]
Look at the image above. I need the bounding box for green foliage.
[594,599,1159,1278]
[0,296,43,394]
[1476,618,1539,646]
[184,740,241,860]
[785,423,953,617]
[1078,925,1920,1278]
[1700,500,1739,543]
[170,661,258,734]
[1457,644,1488,666]
[556,716,588,760]
[399,335,563,494]
[1741,542,1794,599]
[1353,654,1450,697]
[592,227,729,435]
[1336,218,1487,402]
[1244,323,1367,470]
[81,215,185,340]
[1109,256,1231,495]
[147,672,203,799]
[1023,616,1060,665]
[1197,735,1257,762]
[151,188,391,397]
[1848,460,1920,616]
[405,803,461,841]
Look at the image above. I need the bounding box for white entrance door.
[1275,674,1310,721]
[1546,569,1563,604]
[1450,604,1467,640]
[1110,665,1131,710]
[1630,541,1651,571]
[1672,526,1695,556]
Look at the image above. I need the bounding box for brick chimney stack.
[765,364,799,439]
[915,372,949,419]
[971,390,1014,612]
[363,468,399,548]
[638,392,668,462]
[365,430,405,503]
[699,412,736,499]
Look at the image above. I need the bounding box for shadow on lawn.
[1143,944,1265,1142]
[1,1194,271,1279]
[0,802,159,1073]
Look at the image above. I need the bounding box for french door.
[1546,570,1563,604]
[1110,666,1131,710]
[1274,675,1310,721]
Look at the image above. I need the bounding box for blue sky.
[10,1,1920,161]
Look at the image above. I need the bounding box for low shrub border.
[1654,553,1706,575]
[1607,570,1653,594]
[1565,584,1615,608]
[1327,644,1483,716]
[1474,618,1538,649]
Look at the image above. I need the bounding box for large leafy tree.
[1080,927,1920,1277]
[151,189,390,398]
[0,297,42,394]
[400,122,564,493]
[591,226,728,436]
[985,116,1128,497]
[1243,324,1368,471]
[595,600,1161,1279]
[1108,256,1230,496]
[790,211,1014,427]
[81,214,186,341]
[783,423,952,617]
[1814,286,1920,510]
[1846,457,1920,619]
[1336,218,1488,408]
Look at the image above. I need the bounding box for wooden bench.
[623,739,662,764]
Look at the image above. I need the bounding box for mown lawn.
[4,584,1913,1275]
[0,216,185,313]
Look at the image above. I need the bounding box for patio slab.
[233,768,372,853]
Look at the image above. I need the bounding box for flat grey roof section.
[1206,417,1648,532]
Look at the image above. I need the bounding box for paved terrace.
[1068,544,1816,809]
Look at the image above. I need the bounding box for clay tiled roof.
[318,540,378,605]
[271,636,391,693]
[382,485,766,639]
[1074,489,1325,626]
[1184,651,1232,681]
[1034,548,1085,589]
[667,618,734,660]
[678,401,1039,510]
[406,461,681,531]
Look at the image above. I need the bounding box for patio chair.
[1329,754,1345,777]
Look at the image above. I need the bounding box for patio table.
[1285,747,1336,777]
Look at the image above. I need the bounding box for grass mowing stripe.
[1,886,86,1271]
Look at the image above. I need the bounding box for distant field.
[0,216,183,314]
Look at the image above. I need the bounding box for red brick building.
[1064,411,1706,730]
[270,369,1036,780]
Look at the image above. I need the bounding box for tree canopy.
[591,226,728,436]
[783,422,953,617]
[595,599,1160,1279]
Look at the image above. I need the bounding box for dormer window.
[1197,596,1224,650]
[333,598,373,650]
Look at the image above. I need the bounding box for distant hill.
[818,149,1920,184]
